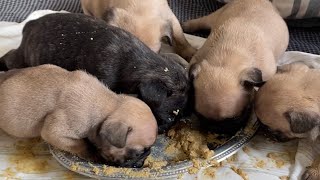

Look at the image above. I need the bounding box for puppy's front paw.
[302,166,320,180]
[179,46,197,62]
[181,21,194,33]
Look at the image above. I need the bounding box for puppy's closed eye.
[284,110,320,134]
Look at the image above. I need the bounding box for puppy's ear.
[188,63,201,81]
[240,68,265,88]
[160,53,188,68]
[100,121,132,148]
[161,21,173,46]
[284,110,320,134]
[138,80,168,107]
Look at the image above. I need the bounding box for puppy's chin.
[158,122,175,134]
[267,131,294,142]
[260,124,295,142]
[157,114,180,134]
[103,148,151,168]
[197,105,252,135]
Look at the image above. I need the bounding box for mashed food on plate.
[69,120,229,177]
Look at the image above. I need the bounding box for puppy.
[80,0,196,61]
[255,63,320,180]
[0,13,190,133]
[255,63,320,142]
[302,156,320,180]
[0,64,157,168]
[183,0,289,127]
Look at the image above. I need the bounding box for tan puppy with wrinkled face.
[0,65,157,168]
[81,0,196,61]
[183,0,289,123]
[254,63,320,180]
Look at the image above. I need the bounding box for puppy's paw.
[302,166,320,180]
[179,46,197,62]
[181,21,194,33]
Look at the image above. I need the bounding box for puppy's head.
[190,60,264,130]
[255,64,320,142]
[138,53,190,133]
[89,96,157,168]
[102,8,172,53]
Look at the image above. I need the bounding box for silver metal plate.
[49,112,259,179]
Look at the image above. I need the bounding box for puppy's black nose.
[121,148,152,168]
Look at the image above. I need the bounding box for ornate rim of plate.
[49,112,259,180]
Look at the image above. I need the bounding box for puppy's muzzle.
[158,108,187,133]
[197,105,252,134]
[123,147,151,168]
[260,124,293,142]
[158,121,175,134]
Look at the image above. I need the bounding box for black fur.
[0,13,190,132]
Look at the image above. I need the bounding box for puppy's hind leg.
[182,15,212,33]
[41,110,101,162]
[167,13,197,62]
[302,156,320,180]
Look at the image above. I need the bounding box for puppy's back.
[208,0,288,60]
[0,65,70,137]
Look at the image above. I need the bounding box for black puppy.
[0,13,190,133]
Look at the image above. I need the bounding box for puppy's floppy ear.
[240,68,265,88]
[284,110,320,133]
[161,21,173,46]
[138,80,168,107]
[188,63,201,81]
[100,121,132,148]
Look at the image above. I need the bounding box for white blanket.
[1,10,320,180]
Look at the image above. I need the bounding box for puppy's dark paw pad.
[302,167,320,180]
